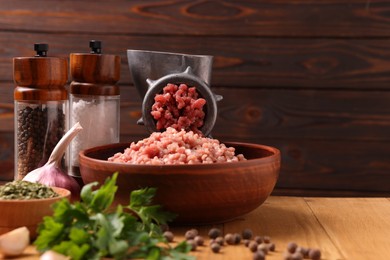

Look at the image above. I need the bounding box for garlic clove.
[0,226,30,256]
[40,250,70,260]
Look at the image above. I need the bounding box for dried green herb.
[0,181,58,200]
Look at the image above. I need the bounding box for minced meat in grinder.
[127,50,222,137]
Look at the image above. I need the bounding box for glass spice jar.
[68,40,120,178]
[13,43,68,180]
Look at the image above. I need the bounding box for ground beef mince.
[108,127,246,165]
[151,83,206,133]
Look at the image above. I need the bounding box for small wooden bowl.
[79,142,280,224]
[0,187,71,238]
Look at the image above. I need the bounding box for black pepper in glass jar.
[16,104,65,178]
[13,43,68,180]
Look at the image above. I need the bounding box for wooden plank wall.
[0,0,389,195]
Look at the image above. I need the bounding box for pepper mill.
[13,43,68,180]
[68,40,121,178]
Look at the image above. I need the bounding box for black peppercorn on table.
[8,196,390,260]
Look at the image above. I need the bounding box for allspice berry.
[257,243,269,254]
[284,252,293,260]
[233,233,242,244]
[163,231,174,242]
[254,236,263,244]
[189,228,198,236]
[210,242,221,253]
[215,236,224,246]
[242,228,253,240]
[296,247,309,258]
[186,239,197,251]
[248,241,258,252]
[309,248,322,260]
[194,235,204,246]
[291,252,303,260]
[263,236,271,243]
[287,242,298,253]
[208,228,222,239]
[185,230,197,240]
[268,242,276,252]
[253,250,265,260]
[224,233,235,245]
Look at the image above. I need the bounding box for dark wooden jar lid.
[70,41,120,96]
[13,43,68,101]
[70,53,120,84]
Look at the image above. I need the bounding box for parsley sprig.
[34,173,194,260]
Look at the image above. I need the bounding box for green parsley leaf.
[79,181,97,205]
[146,246,161,260]
[52,241,90,260]
[128,187,176,234]
[34,172,192,260]
[130,187,156,208]
[108,239,129,259]
[87,173,118,213]
[69,227,89,245]
[35,216,65,251]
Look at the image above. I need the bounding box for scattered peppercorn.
[224,233,235,245]
[187,239,197,251]
[296,247,309,258]
[291,252,303,260]
[308,248,321,260]
[268,242,276,252]
[233,233,242,244]
[181,228,324,259]
[253,250,265,260]
[214,236,224,246]
[263,236,271,243]
[194,235,204,246]
[285,243,322,260]
[163,231,174,243]
[185,230,197,240]
[208,228,221,239]
[287,242,298,254]
[242,228,253,240]
[284,251,293,260]
[248,241,258,252]
[254,235,263,244]
[210,242,221,253]
[189,228,198,236]
[257,243,269,254]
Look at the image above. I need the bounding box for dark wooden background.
[1,0,389,196]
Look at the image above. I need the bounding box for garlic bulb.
[23,122,83,200]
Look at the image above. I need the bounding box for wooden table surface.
[3,196,390,260]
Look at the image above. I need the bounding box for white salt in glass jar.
[68,41,120,179]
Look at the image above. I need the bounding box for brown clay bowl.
[79,142,280,224]
[0,187,71,238]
